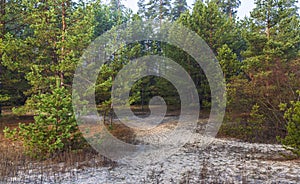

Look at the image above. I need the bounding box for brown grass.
[0,114,116,183]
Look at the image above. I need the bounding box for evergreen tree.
[177,0,246,108]
[109,0,131,24]
[3,0,95,96]
[172,0,189,21]
[213,0,241,18]
[224,0,300,141]
[189,1,233,53]
[3,0,95,157]
[110,0,125,12]
[250,0,298,43]
[146,0,172,21]
[243,0,300,73]
[217,44,240,81]
[137,0,147,19]
[279,91,300,157]
[0,0,29,115]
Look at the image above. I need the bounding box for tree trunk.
[0,0,5,37]
[229,0,233,20]
[160,0,162,27]
[266,5,271,41]
[110,75,115,126]
[0,0,6,116]
[60,0,67,87]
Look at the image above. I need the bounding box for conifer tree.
[226,0,300,140]
[243,0,300,73]
[172,0,189,21]
[213,0,241,18]
[189,1,233,53]
[279,90,300,157]
[217,44,240,81]
[146,0,172,21]
[137,0,147,19]
[0,0,29,115]
[109,0,131,24]
[3,0,95,157]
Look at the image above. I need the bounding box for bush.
[278,90,300,156]
[219,104,266,143]
[4,86,84,159]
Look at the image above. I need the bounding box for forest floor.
[55,138,300,183]
[1,112,300,183]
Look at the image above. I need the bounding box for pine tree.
[217,44,240,81]
[3,0,95,95]
[226,0,300,140]
[279,91,300,157]
[172,0,189,21]
[3,0,95,157]
[109,0,129,24]
[137,0,147,19]
[250,0,298,44]
[213,0,241,19]
[243,0,300,72]
[178,0,246,108]
[189,1,232,53]
[146,0,172,21]
[0,0,29,115]
[110,0,125,12]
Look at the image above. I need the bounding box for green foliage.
[171,0,188,21]
[0,0,30,111]
[1,0,95,115]
[187,1,244,55]
[137,0,147,19]
[1,1,97,158]
[278,91,300,156]
[222,0,300,142]
[4,86,83,159]
[225,59,300,141]
[141,0,172,21]
[243,0,300,64]
[109,0,132,26]
[213,0,241,18]
[246,104,265,141]
[177,1,245,109]
[0,94,10,102]
[219,104,266,142]
[0,0,299,150]
[217,44,240,81]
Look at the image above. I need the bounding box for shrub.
[278,90,300,156]
[219,104,266,143]
[4,86,84,159]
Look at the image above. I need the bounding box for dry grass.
[0,106,145,182]
[0,114,116,183]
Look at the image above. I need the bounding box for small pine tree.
[4,85,83,158]
[2,0,95,158]
[278,91,300,156]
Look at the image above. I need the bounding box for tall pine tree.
[226,0,300,140]
[213,0,241,19]
[146,0,172,22]
[3,0,96,157]
[0,0,29,115]
[137,0,147,19]
[172,0,189,21]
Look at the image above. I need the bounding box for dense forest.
[0,0,300,159]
